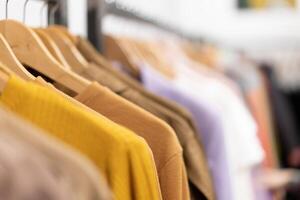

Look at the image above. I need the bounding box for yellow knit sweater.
[0,76,162,200]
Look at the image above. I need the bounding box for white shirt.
[141,63,264,200]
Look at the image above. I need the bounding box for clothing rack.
[43,0,203,51]
[101,1,203,49]
[38,0,203,51]
[104,1,184,38]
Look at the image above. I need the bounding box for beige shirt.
[0,106,112,200]
[75,82,190,200]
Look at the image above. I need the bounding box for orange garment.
[246,73,278,168]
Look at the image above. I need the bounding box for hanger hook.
[5,0,10,19]
[40,0,48,27]
[49,2,59,25]
[23,0,30,24]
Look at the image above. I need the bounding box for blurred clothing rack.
[39,0,203,52]
[104,1,184,38]
[104,1,203,42]
[86,0,203,51]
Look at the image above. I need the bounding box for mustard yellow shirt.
[0,76,162,200]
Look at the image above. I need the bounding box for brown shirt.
[75,82,190,200]
[77,63,214,200]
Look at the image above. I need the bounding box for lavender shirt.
[141,66,234,200]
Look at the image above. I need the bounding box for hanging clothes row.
[1,1,300,200]
[0,1,213,200]
[101,34,300,200]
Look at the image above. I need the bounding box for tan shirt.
[0,106,112,200]
[75,82,190,200]
[77,63,214,200]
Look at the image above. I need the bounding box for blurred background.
[1,0,299,49]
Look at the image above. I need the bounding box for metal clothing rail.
[102,1,203,44]
[86,0,204,51]
[104,1,184,37]
[26,0,202,51]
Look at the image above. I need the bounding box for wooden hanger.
[104,35,140,77]
[42,28,89,74]
[121,38,145,65]
[0,34,34,81]
[0,62,11,93]
[47,25,77,44]
[129,39,176,79]
[0,19,90,94]
[34,28,71,70]
[76,36,112,67]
